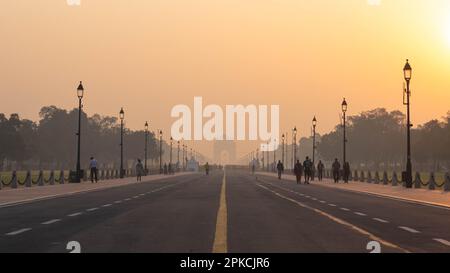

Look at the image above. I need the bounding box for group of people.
[88,156,149,183]
[274,157,351,184]
[331,158,351,183]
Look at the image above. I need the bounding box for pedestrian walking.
[332,158,341,183]
[205,162,210,175]
[163,163,168,175]
[294,160,303,184]
[89,157,98,183]
[317,160,324,181]
[276,160,284,180]
[303,157,312,184]
[343,161,351,183]
[136,159,144,182]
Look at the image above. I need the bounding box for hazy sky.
[1,0,450,159]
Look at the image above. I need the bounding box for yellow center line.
[212,168,228,253]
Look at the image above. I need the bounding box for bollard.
[428,172,436,190]
[49,170,55,185]
[38,170,44,186]
[25,170,32,187]
[11,171,18,189]
[360,171,365,183]
[414,172,421,189]
[383,171,388,185]
[374,171,380,184]
[444,173,450,192]
[367,171,373,183]
[392,172,398,186]
[59,170,65,184]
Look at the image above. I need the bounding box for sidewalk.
[0,172,195,208]
[257,172,450,208]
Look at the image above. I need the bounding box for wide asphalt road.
[0,168,449,253]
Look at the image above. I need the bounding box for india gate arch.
[213,139,236,165]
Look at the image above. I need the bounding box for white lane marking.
[305,195,311,198]
[124,198,131,201]
[340,208,350,211]
[433,238,450,247]
[114,200,122,204]
[373,218,389,223]
[399,226,420,233]
[255,183,409,253]
[133,196,139,199]
[311,198,318,201]
[41,219,61,225]
[68,212,83,217]
[319,200,326,204]
[354,212,367,216]
[6,228,32,236]
[102,204,112,207]
[328,204,337,207]
[139,193,145,196]
[86,207,99,212]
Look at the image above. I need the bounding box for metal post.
[120,118,124,178]
[406,80,412,188]
[76,97,82,182]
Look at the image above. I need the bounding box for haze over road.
[1,169,449,253]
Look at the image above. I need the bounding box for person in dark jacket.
[343,162,351,183]
[317,160,324,181]
[136,159,144,182]
[303,157,312,184]
[276,160,284,180]
[332,158,341,183]
[294,160,303,184]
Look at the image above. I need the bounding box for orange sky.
[1,0,450,159]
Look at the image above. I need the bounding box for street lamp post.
[281,134,285,166]
[403,59,413,188]
[75,81,84,183]
[144,121,148,175]
[293,127,297,166]
[266,141,269,172]
[159,130,163,174]
[312,117,317,181]
[170,137,173,173]
[341,99,348,167]
[177,141,180,172]
[273,139,276,172]
[119,108,125,178]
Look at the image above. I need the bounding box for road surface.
[1,169,449,253]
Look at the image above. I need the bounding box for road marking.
[124,198,131,201]
[340,208,350,211]
[328,204,337,207]
[114,200,122,204]
[399,226,420,233]
[41,219,61,225]
[102,204,112,207]
[354,212,367,216]
[311,198,318,201]
[139,193,145,196]
[319,200,326,204]
[6,228,32,236]
[256,182,409,253]
[86,207,99,212]
[212,169,227,253]
[68,212,83,217]
[133,196,139,199]
[433,238,450,247]
[373,218,389,223]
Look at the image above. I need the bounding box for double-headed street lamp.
[75,81,84,182]
[119,108,125,178]
[403,59,413,188]
[144,121,149,175]
[341,99,348,167]
[159,130,163,174]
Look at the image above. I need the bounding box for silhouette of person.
[317,160,324,181]
[163,163,168,175]
[303,157,312,184]
[276,160,284,180]
[294,160,303,184]
[89,157,98,183]
[136,159,144,182]
[343,162,351,183]
[332,158,341,183]
[205,162,210,175]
